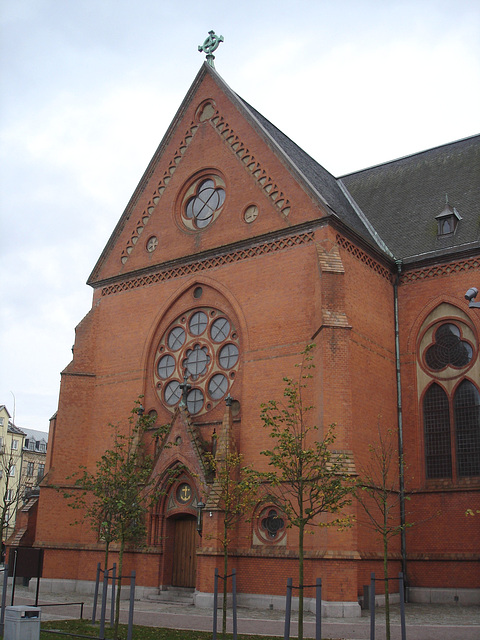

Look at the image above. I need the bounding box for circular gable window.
[181,175,226,231]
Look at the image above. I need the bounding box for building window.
[11,439,18,450]
[9,465,16,477]
[454,381,480,477]
[27,462,35,477]
[423,380,480,479]
[154,307,240,416]
[181,175,226,230]
[254,505,287,545]
[6,489,13,502]
[37,464,45,481]
[424,324,473,371]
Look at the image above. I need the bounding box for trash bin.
[4,605,41,640]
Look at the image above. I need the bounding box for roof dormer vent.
[436,196,461,236]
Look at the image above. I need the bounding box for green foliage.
[63,398,167,639]
[204,449,260,638]
[259,344,355,640]
[260,345,355,533]
[65,400,162,550]
[205,450,260,545]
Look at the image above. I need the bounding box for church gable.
[88,65,338,288]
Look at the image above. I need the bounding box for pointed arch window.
[423,381,480,480]
[454,381,480,477]
[423,384,452,479]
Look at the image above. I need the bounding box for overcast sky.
[1,0,479,432]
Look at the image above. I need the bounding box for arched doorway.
[172,514,197,587]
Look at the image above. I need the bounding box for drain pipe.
[394,259,407,590]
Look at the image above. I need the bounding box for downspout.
[394,259,407,589]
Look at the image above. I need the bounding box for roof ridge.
[339,133,480,178]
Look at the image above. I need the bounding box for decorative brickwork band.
[102,231,314,296]
[336,234,393,282]
[400,256,480,284]
[209,111,291,217]
[120,122,199,265]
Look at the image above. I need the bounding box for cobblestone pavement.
[4,586,480,640]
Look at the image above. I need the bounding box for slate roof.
[8,422,27,437]
[22,428,49,444]
[234,96,385,250]
[339,135,480,262]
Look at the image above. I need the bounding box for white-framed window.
[6,489,13,502]
[11,439,18,451]
[8,465,15,477]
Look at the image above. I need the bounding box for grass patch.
[39,619,283,640]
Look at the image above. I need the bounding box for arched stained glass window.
[423,384,452,479]
[454,381,480,477]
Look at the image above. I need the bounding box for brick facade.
[24,63,479,607]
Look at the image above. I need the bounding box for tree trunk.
[113,537,125,640]
[298,520,304,640]
[383,533,390,640]
[222,537,228,638]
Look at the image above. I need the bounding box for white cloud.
[1,0,479,429]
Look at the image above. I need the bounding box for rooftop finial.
[198,30,224,68]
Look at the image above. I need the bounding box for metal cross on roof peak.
[198,30,224,68]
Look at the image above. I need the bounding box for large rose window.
[154,308,239,415]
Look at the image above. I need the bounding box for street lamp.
[465,288,480,309]
[196,501,205,535]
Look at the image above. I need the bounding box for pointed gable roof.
[87,63,385,287]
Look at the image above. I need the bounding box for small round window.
[181,175,226,231]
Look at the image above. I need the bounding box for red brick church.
[16,51,479,613]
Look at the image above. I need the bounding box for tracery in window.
[154,307,239,416]
[253,504,287,545]
[181,175,226,231]
[261,509,285,539]
[424,323,473,371]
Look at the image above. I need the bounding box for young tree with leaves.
[65,400,162,639]
[260,345,356,640]
[204,401,260,639]
[355,426,412,640]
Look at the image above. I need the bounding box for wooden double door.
[172,515,197,588]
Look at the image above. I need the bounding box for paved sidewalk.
[6,586,480,640]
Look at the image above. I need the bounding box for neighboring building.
[28,60,479,613]
[0,405,26,541]
[21,429,48,499]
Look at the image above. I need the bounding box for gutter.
[394,259,407,589]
